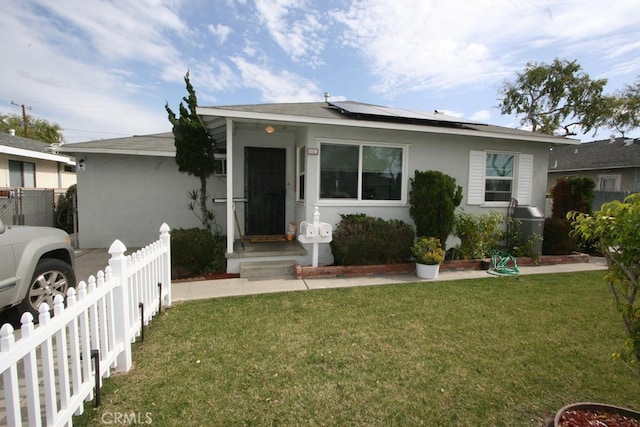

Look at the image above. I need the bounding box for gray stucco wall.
[76,153,226,248]
[295,124,550,237]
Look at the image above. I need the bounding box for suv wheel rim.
[29,270,69,310]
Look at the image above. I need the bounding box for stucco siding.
[298,124,550,230]
[76,153,226,248]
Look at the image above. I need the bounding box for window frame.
[214,155,227,176]
[484,152,515,203]
[597,174,621,192]
[297,146,306,202]
[468,150,532,207]
[9,160,36,188]
[317,138,408,206]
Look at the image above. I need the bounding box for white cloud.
[0,1,182,141]
[254,0,326,67]
[207,24,232,44]
[33,0,185,67]
[333,0,640,96]
[470,110,491,123]
[230,57,320,102]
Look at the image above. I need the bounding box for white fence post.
[0,224,171,425]
[160,223,172,307]
[108,239,132,373]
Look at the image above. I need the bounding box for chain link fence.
[0,188,55,226]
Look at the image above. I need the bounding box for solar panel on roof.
[328,101,479,125]
[329,102,387,116]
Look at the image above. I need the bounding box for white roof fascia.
[550,165,640,173]
[0,144,75,163]
[61,147,175,157]
[197,106,576,145]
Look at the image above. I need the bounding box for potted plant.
[411,236,444,279]
[549,402,640,426]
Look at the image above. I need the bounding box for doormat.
[248,235,287,243]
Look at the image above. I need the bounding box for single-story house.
[1,131,76,226]
[548,137,640,194]
[63,101,575,273]
[0,131,76,191]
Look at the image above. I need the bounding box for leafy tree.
[498,58,612,136]
[409,170,463,246]
[608,79,640,137]
[0,113,64,143]
[165,71,217,232]
[570,194,640,374]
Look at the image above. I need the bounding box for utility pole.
[11,101,32,138]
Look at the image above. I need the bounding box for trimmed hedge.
[330,214,414,265]
[171,228,226,278]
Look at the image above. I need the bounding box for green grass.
[75,271,640,426]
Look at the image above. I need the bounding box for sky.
[1,0,639,144]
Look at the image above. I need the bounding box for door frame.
[244,147,287,235]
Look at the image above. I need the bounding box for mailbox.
[300,221,317,238]
[318,222,332,237]
[297,206,333,266]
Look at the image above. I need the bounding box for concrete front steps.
[239,260,297,279]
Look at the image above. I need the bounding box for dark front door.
[245,147,286,235]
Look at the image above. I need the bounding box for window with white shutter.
[468,151,533,206]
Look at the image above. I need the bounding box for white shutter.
[467,151,485,205]
[516,154,533,206]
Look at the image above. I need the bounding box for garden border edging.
[294,253,591,279]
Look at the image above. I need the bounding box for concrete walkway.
[73,248,608,303]
[171,258,608,302]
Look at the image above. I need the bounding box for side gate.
[0,188,55,226]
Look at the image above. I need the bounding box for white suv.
[0,219,76,317]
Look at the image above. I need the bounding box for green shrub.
[330,214,414,265]
[504,216,543,258]
[550,176,595,218]
[542,217,577,255]
[409,170,463,246]
[571,193,640,372]
[55,184,76,234]
[171,228,226,278]
[411,236,444,265]
[453,211,504,260]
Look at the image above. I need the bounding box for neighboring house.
[0,131,76,191]
[0,131,76,226]
[548,137,640,194]
[62,101,575,272]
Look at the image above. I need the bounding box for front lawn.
[75,271,640,426]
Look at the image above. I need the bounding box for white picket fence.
[0,223,171,426]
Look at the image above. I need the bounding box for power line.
[63,128,131,136]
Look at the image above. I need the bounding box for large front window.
[320,142,403,201]
[484,153,514,202]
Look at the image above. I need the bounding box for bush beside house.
[171,228,226,279]
[330,214,414,266]
[543,176,595,254]
[409,170,463,246]
[453,211,504,260]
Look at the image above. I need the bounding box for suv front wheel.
[18,258,76,318]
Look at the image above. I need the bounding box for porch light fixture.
[265,125,275,134]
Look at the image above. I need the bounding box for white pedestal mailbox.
[298,205,332,267]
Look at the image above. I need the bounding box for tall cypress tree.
[165,71,216,231]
